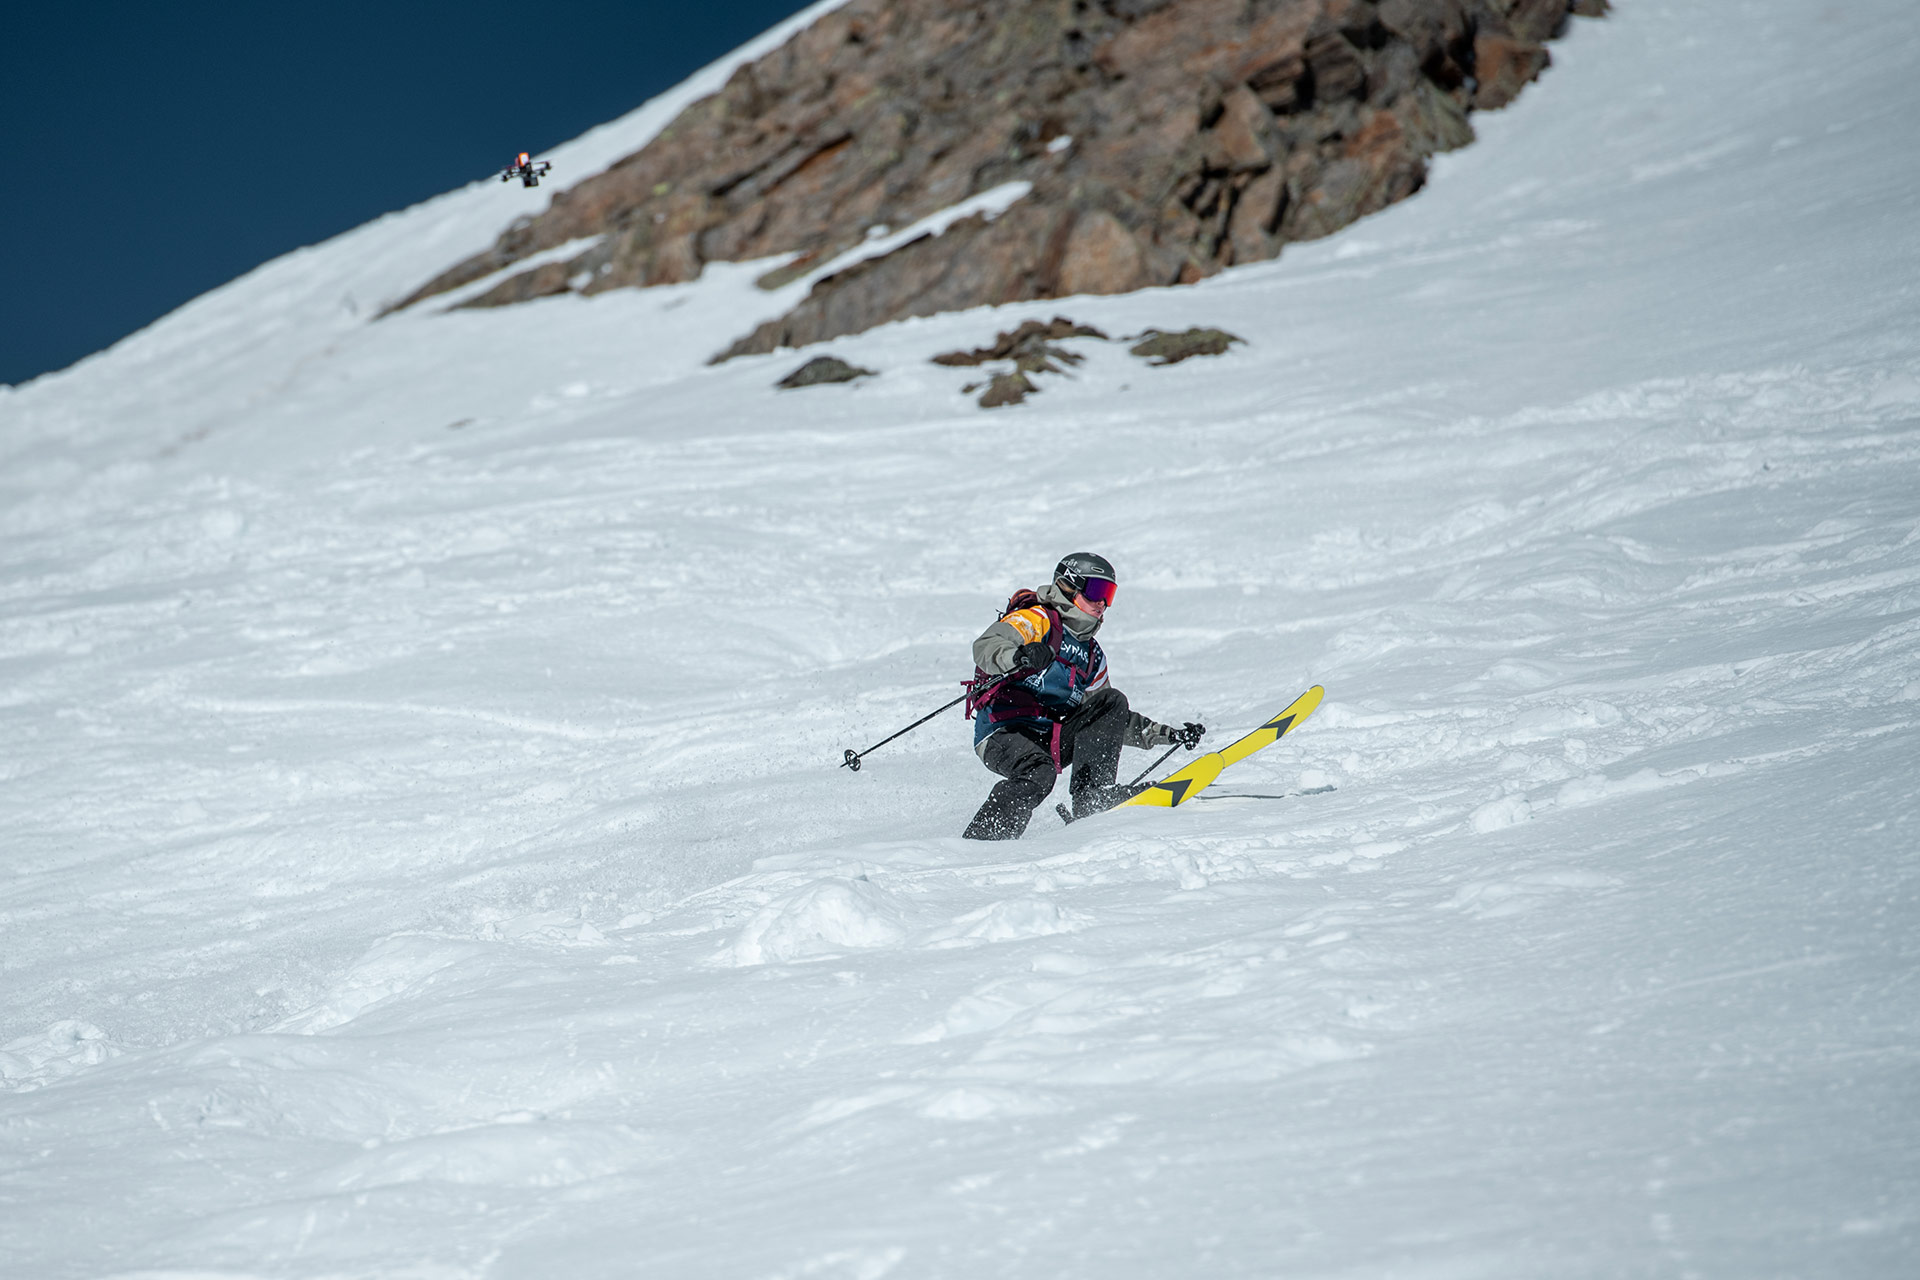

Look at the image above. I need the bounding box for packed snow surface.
[4,2,1919,1276]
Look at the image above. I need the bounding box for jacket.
[970,581,1167,753]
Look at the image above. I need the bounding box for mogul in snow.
[963,553,1203,840]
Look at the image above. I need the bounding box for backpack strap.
[964,588,1060,719]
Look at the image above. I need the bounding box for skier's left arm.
[1125,712,1204,750]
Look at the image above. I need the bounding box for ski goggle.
[1076,576,1119,606]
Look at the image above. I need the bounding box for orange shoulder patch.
[1003,607,1051,643]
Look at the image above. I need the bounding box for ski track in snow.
[4,2,1920,1276]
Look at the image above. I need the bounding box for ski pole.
[1125,740,1189,788]
[1056,735,1203,827]
[841,672,1016,771]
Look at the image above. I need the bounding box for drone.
[499,152,553,188]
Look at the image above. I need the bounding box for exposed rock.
[1230,168,1290,262]
[1498,0,1575,41]
[975,371,1039,408]
[387,1,1601,355]
[937,316,1239,403]
[776,355,876,388]
[459,261,573,309]
[942,317,1107,407]
[1128,327,1245,364]
[754,250,827,292]
[1212,85,1281,172]
[1059,211,1152,298]
[933,317,1108,368]
[1472,33,1551,111]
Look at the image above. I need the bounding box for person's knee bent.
[1004,749,1056,794]
[982,731,1057,791]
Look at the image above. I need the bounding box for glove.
[1009,641,1053,674]
[1152,721,1205,748]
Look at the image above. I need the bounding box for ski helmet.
[1054,551,1118,604]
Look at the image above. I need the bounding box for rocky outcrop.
[387,1,1598,358]
[933,317,1110,372]
[776,355,876,387]
[976,371,1040,407]
[1129,327,1245,363]
[936,316,1108,407]
[932,315,1242,406]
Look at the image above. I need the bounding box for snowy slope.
[4,2,1919,1277]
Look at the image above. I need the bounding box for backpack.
[963,588,1060,719]
[1000,586,1043,617]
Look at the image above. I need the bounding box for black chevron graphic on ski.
[1111,687,1324,813]
[1153,777,1195,803]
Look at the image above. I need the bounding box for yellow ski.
[1119,685,1324,809]
[1120,752,1225,808]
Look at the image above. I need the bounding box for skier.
[963,552,1203,840]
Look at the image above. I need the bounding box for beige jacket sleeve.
[971,606,1054,674]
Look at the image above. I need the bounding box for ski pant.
[962,688,1131,840]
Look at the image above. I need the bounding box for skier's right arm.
[973,607,1053,674]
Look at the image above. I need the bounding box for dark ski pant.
[963,688,1131,840]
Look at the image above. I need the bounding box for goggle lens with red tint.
[1078,576,1118,606]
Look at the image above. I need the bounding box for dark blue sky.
[2,1,811,386]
